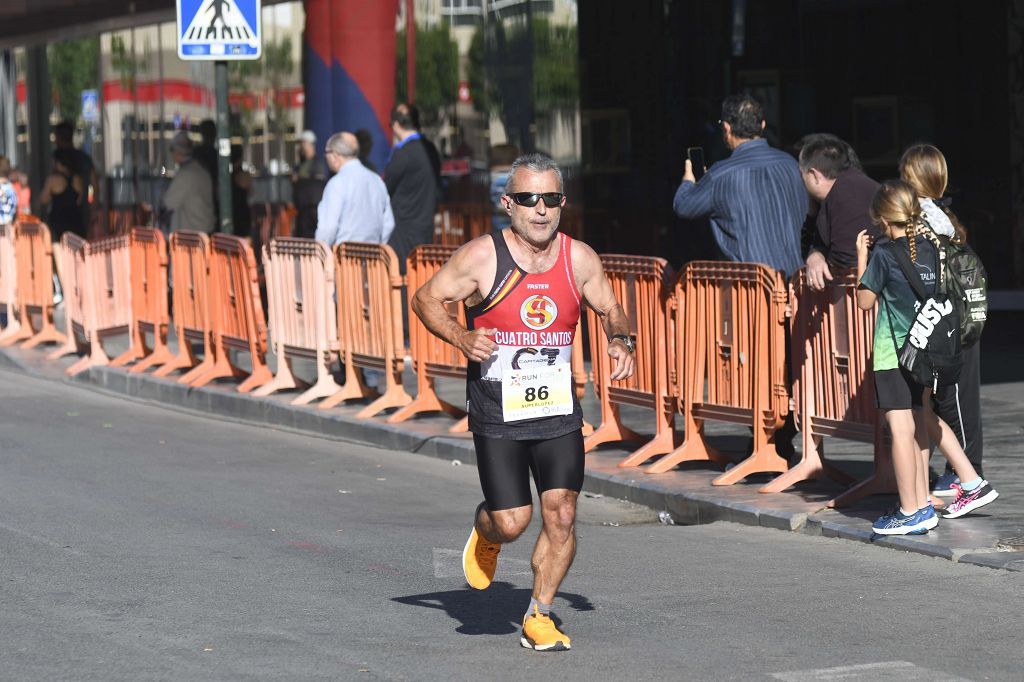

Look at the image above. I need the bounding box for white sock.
[900,507,916,517]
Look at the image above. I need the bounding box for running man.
[412,153,635,652]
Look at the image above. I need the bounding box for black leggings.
[473,430,585,511]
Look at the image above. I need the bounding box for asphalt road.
[1,367,1021,681]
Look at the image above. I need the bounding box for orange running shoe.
[462,527,500,590]
[521,605,571,651]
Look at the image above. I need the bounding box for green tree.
[229,37,294,156]
[48,37,100,122]
[396,23,459,126]
[532,19,577,112]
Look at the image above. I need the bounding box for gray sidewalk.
[1,317,1021,572]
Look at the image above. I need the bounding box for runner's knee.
[488,508,531,541]
[540,490,577,535]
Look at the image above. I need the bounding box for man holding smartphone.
[672,93,807,276]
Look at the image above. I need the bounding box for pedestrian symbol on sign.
[177,0,262,61]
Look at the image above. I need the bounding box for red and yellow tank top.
[465,230,582,439]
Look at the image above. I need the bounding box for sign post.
[176,0,262,234]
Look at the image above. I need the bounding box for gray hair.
[326,132,358,159]
[508,153,562,192]
[169,130,193,157]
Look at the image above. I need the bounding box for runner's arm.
[412,239,498,363]
[573,242,635,380]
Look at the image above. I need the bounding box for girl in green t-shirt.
[855,180,997,535]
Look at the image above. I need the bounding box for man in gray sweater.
[163,131,216,233]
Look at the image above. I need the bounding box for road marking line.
[0,521,83,555]
[771,661,971,681]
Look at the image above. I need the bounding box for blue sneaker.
[872,508,931,535]
[918,504,939,531]
[932,472,960,498]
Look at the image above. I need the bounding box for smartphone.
[687,147,706,181]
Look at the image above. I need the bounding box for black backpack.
[940,237,988,348]
[884,241,962,391]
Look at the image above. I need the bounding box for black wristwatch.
[611,334,635,354]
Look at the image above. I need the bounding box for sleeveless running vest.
[465,231,583,439]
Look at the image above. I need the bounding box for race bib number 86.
[502,365,573,422]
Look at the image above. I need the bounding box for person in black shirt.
[40,149,85,240]
[798,134,881,289]
[385,103,439,274]
[54,122,97,231]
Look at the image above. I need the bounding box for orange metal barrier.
[0,218,65,349]
[644,262,790,485]
[107,228,175,373]
[184,234,271,392]
[152,232,213,381]
[0,224,19,340]
[433,203,492,246]
[253,238,342,405]
[387,244,468,429]
[766,268,891,506]
[48,233,90,369]
[53,234,132,375]
[320,242,412,418]
[584,255,676,466]
[253,202,297,263]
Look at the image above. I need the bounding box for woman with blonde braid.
[900,145,985,508]
[855,180,998,535]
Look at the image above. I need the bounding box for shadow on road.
[393,582,594,635]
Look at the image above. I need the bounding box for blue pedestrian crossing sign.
[177,0,261,60]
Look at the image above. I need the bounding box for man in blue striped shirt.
[673,94,807,276]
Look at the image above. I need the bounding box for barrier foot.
[318,382,375,410]
[387,391,464,424]
[0,319,22,343]
[644,432,730,473]
[584,416,642,453]
[110,348,144,368]
[22,325,66,349]
[582,419,594,437]
[66,352,107,377]
[448,416,470,433]
[758,438,855,494]
[155,346,202,378]
[251,365,306,398]
[48,337,79,361]
[827,469,898,509]
[237,364,273,394]
[616,429,678,468]
[129,345,176,374]
[318,364,378,410]
[291,376,343,406]
[356,384,413,419]
[180,357,236,388]
[711,447,789,486]
[0,315,33,346]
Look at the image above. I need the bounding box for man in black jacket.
[385,103,439,274]
[798,134,880,289]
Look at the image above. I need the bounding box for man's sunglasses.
[508,192,565,208]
